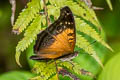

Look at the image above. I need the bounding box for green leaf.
[47,5,60,19]
[26,42,36,68]
[40,0,44,10]
[30,62,57,80]
[59,74,72,80]
[75,0,101,28]
[13,0,114,80]
[15,15,44,66]
[76,34,103,67]
[106,0,113,10]
[73,52,101,75]
[0,71,35,80]
[75,18,113,52]
[50,0,101,29]
[58,61,94,80]
[98,52,120,80]
[59,61,94,76]
[15,52,22,67]
[13,0,40,34]
[49,74,58,80]
[65,1,100,28]
[49,0,67,7]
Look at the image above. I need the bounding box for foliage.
[98,52,120,80]
[0,71,35,80]
[106,0,113,10]
[12,0,41,34]
[12,0,113,80]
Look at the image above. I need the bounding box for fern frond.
[106,0,113,10]
[58,61,94,77]
[47,5,60,19]
[15,15,44,66]
[13,0,113,80]
[31,62,57,80]
[40,0,44,10]
[48,74,58,80]
[30,76,43,80]
[13,0,40,34]
[30,75,57,80]
[15,52,21,67]
[58,61,73,70]
[73,63,94,77]
[49,0,67,7]
[75,0,101,28]
[76,34,103,67]
[65,1,100,28]
[49,0,100,29]
[75,18,113,52]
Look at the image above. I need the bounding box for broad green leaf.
[98,52,120,80]
[76,34,103,67]
[26,42,36,68]
[73,52,101,75]
[59,74,72,80]
[0,71,35,80]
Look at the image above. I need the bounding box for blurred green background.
[0,0,120,80]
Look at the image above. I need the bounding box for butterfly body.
[30,6,76,60]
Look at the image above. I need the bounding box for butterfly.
[30,6,76,61]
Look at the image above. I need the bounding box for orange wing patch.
[38,30,73,59]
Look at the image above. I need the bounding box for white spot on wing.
[65,21,67,24]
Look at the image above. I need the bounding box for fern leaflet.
[13,0,40,34]
[15,15,44,66]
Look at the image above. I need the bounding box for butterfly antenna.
[55,60,60,80]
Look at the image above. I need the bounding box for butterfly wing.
[30,6,76,60]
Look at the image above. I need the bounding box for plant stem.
[9,0,16,26]
[59,68,80,80]
[43,0,50,26]
[55,61,59,80]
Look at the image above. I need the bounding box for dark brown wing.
[30,6,76,60]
